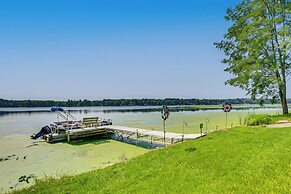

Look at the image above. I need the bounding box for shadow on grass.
[185,147,197,152]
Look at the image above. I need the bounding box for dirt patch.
[266,122,291,128]
[276,120,291,123]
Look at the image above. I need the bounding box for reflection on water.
[0,106,282,137]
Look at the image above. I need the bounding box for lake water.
[0,106,282,137]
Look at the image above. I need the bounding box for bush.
[245,114,274,126]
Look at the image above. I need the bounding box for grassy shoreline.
[14,124,291,193]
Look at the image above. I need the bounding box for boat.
[31,106,112,143]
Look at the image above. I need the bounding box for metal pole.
[163,119,166,146]
[182,121,184,141]
[136,129,138,147]
[226,112,228,129]
[206,120,208,131]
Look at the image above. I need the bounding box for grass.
[271,113,291,122]
[245,114,274,126]
[245,113,291,126]
[15,126,291,194]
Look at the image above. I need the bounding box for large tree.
[215,0,290,114]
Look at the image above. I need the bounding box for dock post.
[182,121,185,142]
[136,129,138,146]
[200,123,204,136]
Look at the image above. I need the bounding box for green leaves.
[215,0,290,109]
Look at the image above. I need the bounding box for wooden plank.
[46,125,203,144]
[82,117,99,128]
[83,117,98,122]
[102,125,203,140]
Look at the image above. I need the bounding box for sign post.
[200,123,203,135]
[223,103,232,129]
[161,105,169,146]
[182,121,187,141]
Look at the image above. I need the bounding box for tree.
[215,0,290,114]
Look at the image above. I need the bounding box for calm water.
[0,106,282,137]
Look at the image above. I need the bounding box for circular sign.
[161,105,169,120]
[223,103,232,112]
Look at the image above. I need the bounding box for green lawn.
[16,126,291,194]
[272,113,291,122]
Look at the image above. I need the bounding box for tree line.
[0,98,288,108]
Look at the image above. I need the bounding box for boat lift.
[49,106,81,134]
[51,106,77,122]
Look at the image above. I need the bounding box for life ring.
[162,105,169,120]
[223,103,232,112]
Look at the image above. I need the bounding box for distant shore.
[2,98,290,108]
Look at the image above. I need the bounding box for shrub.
[245,114,274,126]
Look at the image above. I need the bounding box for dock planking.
[101,125,204,142]
[46,125,205,145]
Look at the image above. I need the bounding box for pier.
[45,125,205,145]
[103,125,203,144]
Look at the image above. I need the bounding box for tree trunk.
[279,83,289,114]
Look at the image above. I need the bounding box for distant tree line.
[0,98,288,108]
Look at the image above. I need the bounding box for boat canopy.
[51,106,64,112]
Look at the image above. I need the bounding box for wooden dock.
[46,125,205,145]
[101,125,204,144]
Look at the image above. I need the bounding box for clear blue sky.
[0,0,289,100]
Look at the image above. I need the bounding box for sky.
[0,0,290,100]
